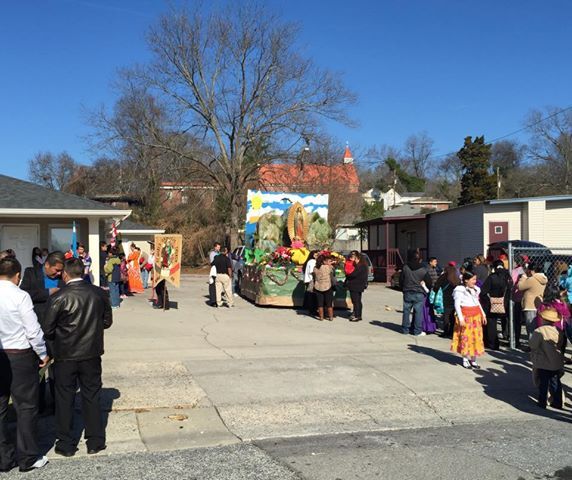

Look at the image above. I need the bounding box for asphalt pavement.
[4,418,572,479]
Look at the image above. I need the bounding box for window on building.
[49,225,78,252]
[181,195,189,204]
[494,226,503,234]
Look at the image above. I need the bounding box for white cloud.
[248,190,328,207]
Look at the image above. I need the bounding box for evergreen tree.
[384,157,426,193]
[361,200,384,220]
[458,136,496,205]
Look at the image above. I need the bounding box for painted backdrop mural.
[245,190,330,251]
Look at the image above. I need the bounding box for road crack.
[200,315,235,359]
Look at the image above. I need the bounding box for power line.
[357,104,572,166]
[487,104,572,144]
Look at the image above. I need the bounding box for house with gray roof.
[0,174,131,280]
[355,196,451,284]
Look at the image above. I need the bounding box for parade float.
[239,190,350,308]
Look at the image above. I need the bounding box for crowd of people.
[0,240,169,471]
[302,250,369,322]
[401,249,572,409]
[99,241,158,309]
[2,238,570,471]
[0,249,112,471]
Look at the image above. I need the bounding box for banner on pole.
[153,234,183,288]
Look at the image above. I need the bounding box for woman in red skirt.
[451,271,487,368]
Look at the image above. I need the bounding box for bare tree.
[100,2,355,245]
[526,106,572,194]
[28,151,78,191]
[403,131,434,178]
[90,83,193,221]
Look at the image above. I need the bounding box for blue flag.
[71,221,78,258]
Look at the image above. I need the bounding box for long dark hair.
[542,284,561,304]
[350,250,367,266]
[316,254,330,269]
[444,265,460,286]
[461,271,476,285]
[303,250,319,272]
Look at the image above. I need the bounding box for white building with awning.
[0,174,131,284]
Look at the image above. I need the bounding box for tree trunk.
[230,201,241,248]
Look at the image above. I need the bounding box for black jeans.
[315,289,333,308]
[512,302,523,346]
[441,305,455,336]
[350,290,363,318]
[155,280,170,309]
[0,350,41,470]
[537,368,562,408]
[303,284,316,314]
[54,357,105,451]
[484,314,503,350]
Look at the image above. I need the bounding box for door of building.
[0,225,40,270]
[489,221,509,244]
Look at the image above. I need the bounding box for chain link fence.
[505,244,572,349]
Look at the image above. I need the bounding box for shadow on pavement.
[409,344,572,423]
[37,387,121,455]
[473,358,572,423]
[369,321,403,334]
[407,344,460,366]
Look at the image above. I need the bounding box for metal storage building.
[427,195,572,263]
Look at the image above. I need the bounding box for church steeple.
[343,142,354,164]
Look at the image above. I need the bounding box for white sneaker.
[20,456,48,472]
[415,332,427,337]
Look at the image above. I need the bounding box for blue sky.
[1,0,570,180]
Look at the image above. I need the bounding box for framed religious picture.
[153,234,183,288]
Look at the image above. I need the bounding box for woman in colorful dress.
[451,271,487,369]
[127,243,144,293]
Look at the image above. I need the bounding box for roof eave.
[356,214,426,226]
[117,229,165,234]
[0,208,132,219]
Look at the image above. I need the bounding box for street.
[4,276,571,479]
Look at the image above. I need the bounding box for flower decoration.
[269,246,292,267]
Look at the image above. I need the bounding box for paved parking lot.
[8,275,571,478]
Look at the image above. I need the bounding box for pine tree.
[458,136,496,206]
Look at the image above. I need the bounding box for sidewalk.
[40,275,572,459]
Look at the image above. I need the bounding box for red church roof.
[258,162,360,193]
[343,145,353,161]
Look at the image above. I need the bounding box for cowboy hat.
[539,307,562,323]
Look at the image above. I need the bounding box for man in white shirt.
[209,242,221,264]
[0,257,49,472]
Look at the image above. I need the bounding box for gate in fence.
[506,243,572,349]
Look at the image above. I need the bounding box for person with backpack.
[432,264,461,338]
[480,260,513,350]
[103,247,122,309]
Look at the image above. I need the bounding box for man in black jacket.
[400,250,433,336]
[43,258,113,457]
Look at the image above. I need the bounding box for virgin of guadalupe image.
[160,239,176,277]
[287,202,309,243]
